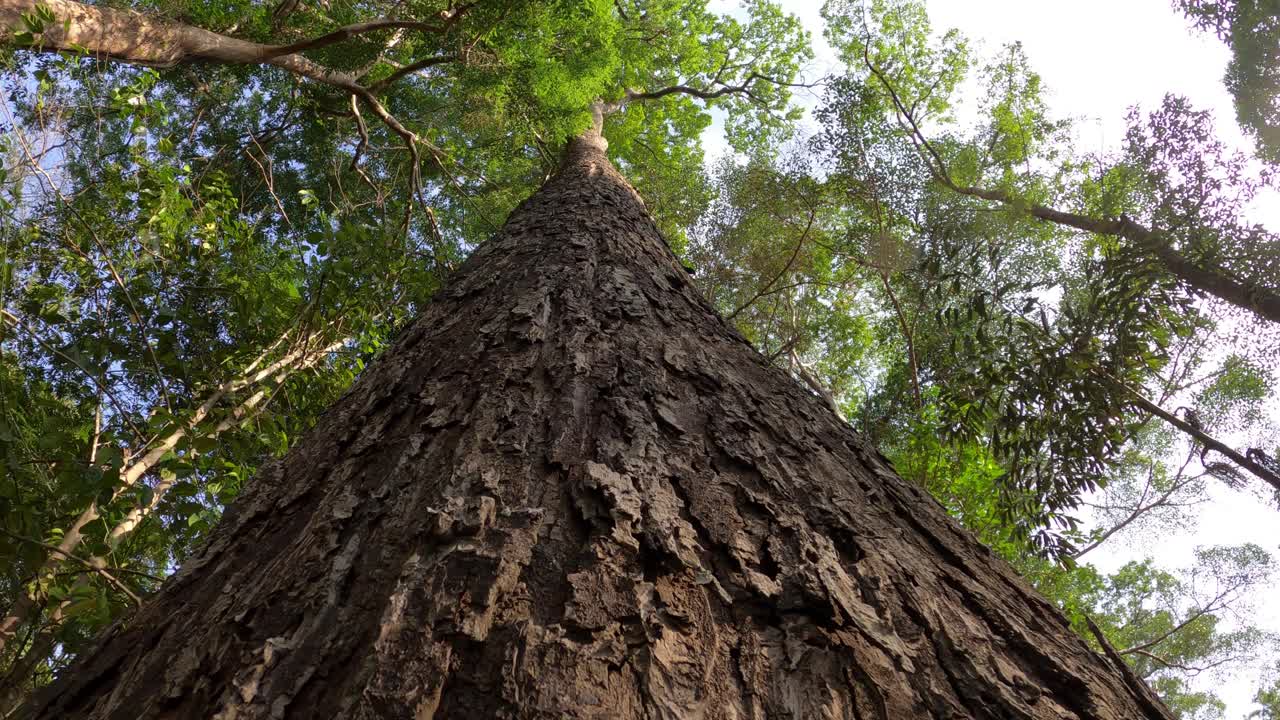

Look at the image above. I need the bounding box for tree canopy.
[2,0,1279,716]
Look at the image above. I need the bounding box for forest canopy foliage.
[1,0,1279,716]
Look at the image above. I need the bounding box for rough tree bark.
[28,132,1172,719]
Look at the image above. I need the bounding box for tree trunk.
[27,135,1172,719]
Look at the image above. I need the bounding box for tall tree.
[25,114,1178,720]
[814,0,1280,540]
[1177,0,1280,165]
[1,0,810,697]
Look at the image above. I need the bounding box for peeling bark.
[28,137,1172,719]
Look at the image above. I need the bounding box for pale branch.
[103,336,345,550]
[3,0,457,201]
[789,348,847,422]
[0,326,345,655]
[117,332,347,495]
[0,529,142,606]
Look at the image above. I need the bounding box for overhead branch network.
[1,0,479,240]
[858,42,1280,496]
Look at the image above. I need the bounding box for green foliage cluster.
[684,0,1280,712]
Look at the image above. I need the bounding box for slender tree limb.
[1118,585,1237,658]
[244,134,292,228]
[369,52,457,92]
[1071,458,1202,561]
[725,206,816,321]
[0,309,146,444]
[0,530,142,605]
[1094,368,1280,493]
[620,72,821,107]
[347,94,383,200]
[951,184,1280,325]
[258,19,452,59]
[878,272,923,411]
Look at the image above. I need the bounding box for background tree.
[681,1,1280,710]
[1177,0,1280,165]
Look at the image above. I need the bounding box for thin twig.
[0,529,145,605]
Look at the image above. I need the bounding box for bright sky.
[713,1,1280,716]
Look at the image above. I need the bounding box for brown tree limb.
[369,52,457,91]
[1070,457,1201,561]
[1118,584,1236,658]
[1095,369,1280,494]
[725,206,816,321]
[950,185,1280,326]
[1084,616,1178,717]
[878,272,923,411]
[860,48,1280,326]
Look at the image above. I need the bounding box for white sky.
[706,1,1280,716]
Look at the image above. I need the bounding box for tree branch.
[604,72,820,116]
[1096,369,1280,494]
[0,529,143,606]
[369,53,457,92]
[860,48,1280,326]
[3,0,456,198]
